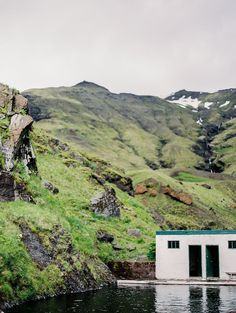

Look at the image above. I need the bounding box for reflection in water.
[155,285,190,312]
[189,287,203,313]
[206,288,221,313]
[7,287,156,313]
[7,285,236,313]
[154,285,235,313]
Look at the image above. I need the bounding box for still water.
[7,285,236,313]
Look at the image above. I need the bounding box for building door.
[206,245,219,278]
[189,245,202,277]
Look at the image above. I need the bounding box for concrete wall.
[156,233,236,280]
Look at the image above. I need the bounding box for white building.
[156,230,236,281]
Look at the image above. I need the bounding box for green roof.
[156,230,236,236]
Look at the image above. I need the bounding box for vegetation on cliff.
[1,83,236,307]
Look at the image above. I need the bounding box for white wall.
[156,233,236,280]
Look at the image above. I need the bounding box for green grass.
[23,83,201,171]
[23,84,236,176]
[2,81,236,304]
[0,129,158,303]
[129,168,236,230]
[0,127,236,304]
[173,172,209,182]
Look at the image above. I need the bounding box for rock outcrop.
[201,183,212,189]
[0,83,37,201]
[127,228,141,237]
[19,223,115,294]
[96,230,114,243]
[103,171,134,196]
[20,223,53,268]
[135,178,159,197]
[163,186,193,205]
[107,261,156,280]
[135,183,148,194]
[90,187,122,217]
[0,172,33,202]
[43,180,59,194]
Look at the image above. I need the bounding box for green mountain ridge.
[0,82,236,308]
[23,82,201,171]
[23,82,236,175]
[166,88,236,174]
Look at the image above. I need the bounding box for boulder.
[90,187,121,217]
[145,158,159,170]
[201,183,212,189]
[14,94,28,111]
[9,114,33,147]
[49,138,70,152]
[96,230,114,243]
[43,180,59,194]
[0,172,15,201]
[20,224,53,268]
[0,84,37,200]
[103,172,134,196]
[91,173,105,186]
[127,228,141,237]
[0,94,8,107]
[127,245,136,252]
[135,183,148,194]
[0,172,33,202]
[163,186,193,205]
[112,242,124,250]
[149,208,165,225]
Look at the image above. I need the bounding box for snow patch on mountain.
[196,117,203,125]
[219,101,230,108]
[204,102,213,109]
[167,96,202,108]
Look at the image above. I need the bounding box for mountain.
[166,88,236,174]
[23,82,202,171]
[23,83,236,175]
[0,84,118,307]
[1,82,236,308]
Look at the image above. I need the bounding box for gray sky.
[0,0,236,97]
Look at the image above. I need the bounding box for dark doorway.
[189,245,202,277]
[206,246,219,278]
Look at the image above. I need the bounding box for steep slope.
[23,82,201,171]
[24,83,236,176]
[1,84,236,308]
[166,89,236,174]
[2,128,236,306]
[0,86,115,308]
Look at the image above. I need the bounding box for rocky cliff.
[0,84,36,201]
[166,88,236,174]
[1,82,236,309]
[0,84,116,310]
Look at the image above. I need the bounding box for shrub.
[147,242,156,261]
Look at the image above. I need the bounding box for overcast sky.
[0,0,235,97]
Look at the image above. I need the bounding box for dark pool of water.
[7,285,236,313]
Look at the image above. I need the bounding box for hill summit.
[23,83,236,175]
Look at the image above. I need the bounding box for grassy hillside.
[23,82,201,171]
[0,128,155,305]
[211,118,236,175]
[23,83,236,176]
[1,127,236,305]
[130,168,236,230]
[1,83,236,307]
